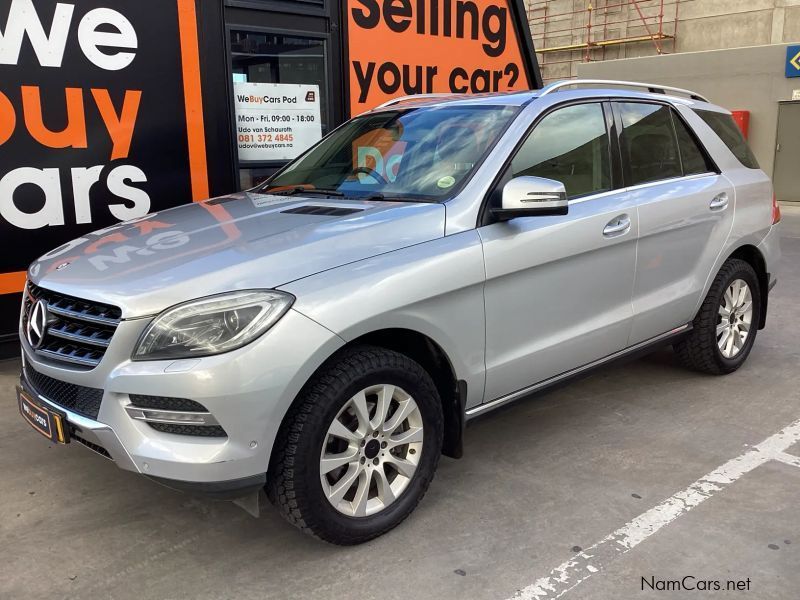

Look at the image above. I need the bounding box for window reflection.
[511,103,611,198]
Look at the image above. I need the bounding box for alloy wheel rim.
[717,279,753,359]
[319,384,423,517]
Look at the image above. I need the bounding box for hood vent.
[204,196,239,206]
[281,205,363,217]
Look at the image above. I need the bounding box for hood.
[29,192,445,317]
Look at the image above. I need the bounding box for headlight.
[133,290,294,361]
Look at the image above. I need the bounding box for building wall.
[576,43,799,179]
[529,0,800,81]
[674,0,800,50]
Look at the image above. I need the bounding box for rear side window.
[694,109,759,169]
[617,102,682,185]
[672,111,715,175]
[510,102,611,198]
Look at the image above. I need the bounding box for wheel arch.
[274,327,467,463]
[349,328,466,459]
[725,244,769,329]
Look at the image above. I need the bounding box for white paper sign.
[234,82,322,161]
[793,89,800,101]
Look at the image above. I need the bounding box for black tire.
[266,345,444,545]
[674,258,761,375]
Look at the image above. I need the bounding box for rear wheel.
[674,258,761,375]
[267,346,443,544]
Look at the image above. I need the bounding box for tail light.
[772,192,781,224]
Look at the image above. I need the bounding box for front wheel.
[674,258,761,375]
[267,346,443,545]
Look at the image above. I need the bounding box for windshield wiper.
[268,186,344,197]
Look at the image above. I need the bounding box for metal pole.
[585,3,593,62]
[629,0,663,54]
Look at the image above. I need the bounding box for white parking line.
[775,452,800,469]
[509,419,800,600]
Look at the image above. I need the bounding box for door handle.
[603,214,631,237]
[709,192,729,211]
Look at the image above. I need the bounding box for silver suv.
[17,80,781,544]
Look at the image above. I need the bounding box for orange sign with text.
[347,0,532,115]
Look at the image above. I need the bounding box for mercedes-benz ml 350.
[17,80,780,544]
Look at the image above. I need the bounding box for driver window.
[510,103,611,199]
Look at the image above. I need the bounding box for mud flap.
[233,489,266,517]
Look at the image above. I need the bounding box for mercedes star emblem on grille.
[26,299,49,349]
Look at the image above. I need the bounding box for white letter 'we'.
[0,0,74,67]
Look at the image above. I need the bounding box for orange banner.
[347,0,530,115]
[0,271,26,295]
[177,0,210,201]
[0,0,211,300]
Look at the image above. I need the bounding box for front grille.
[148,423,227,437]
[23,282,121,369]
[129,395,209,412]
[24,363,103,419]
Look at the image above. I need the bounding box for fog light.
[124,406,219,426]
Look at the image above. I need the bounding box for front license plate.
[17,387,69,444]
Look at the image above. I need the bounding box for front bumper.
[19,308,344,496]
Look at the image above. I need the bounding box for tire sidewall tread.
[267,345,444,545]
[675,258,761,375]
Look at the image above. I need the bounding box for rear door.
[480,101,638,402]
[616,101,735,344]
[773,102,800,202]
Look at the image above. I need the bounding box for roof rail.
[375,93,456,108]
[538,79,709,103]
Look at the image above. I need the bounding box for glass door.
[225,3,343,189]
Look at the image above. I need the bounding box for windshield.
[259,105,519,201]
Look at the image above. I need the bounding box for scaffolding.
[529,0,682,82]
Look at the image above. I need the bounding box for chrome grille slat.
[36,348,102,367]
[47,304,120,326]
[47,322,112,347]
[23,282,121,369]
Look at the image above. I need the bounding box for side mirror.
[492,176,569,222]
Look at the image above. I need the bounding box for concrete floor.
[2,209,799,600]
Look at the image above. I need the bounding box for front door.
[774,102,800,202]
[480,101,638,402]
